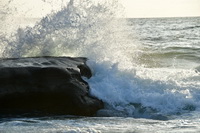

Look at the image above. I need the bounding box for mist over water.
[0,0,200,119]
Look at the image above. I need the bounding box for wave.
[1,0,200,119]
[171,25,200,31]
[87,61,200,118]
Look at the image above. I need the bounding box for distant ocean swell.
[0,0,200,119]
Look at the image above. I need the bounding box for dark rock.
[0,56,103,117]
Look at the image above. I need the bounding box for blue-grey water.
[0,0,200,132]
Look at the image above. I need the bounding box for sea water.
[0,0,200,132]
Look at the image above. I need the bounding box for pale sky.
[1,0,200,18]
[120,0,200,18]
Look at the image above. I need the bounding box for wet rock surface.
[0,56,103,117]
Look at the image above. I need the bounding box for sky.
[120,0,200,18]
[0,0,200,18]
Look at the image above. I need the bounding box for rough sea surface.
[0,0,200,132]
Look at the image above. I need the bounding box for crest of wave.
[1,0,136,68]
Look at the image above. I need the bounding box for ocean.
[0,0,200,132]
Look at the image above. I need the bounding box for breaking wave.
[1,0,200,119]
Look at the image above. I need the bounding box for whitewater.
[0,0,200,132]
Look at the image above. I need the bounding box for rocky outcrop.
[0,56,103,116]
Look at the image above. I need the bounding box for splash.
[1,0,200,119]
[1,0,132,60]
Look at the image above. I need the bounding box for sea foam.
[0,0,200,118]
